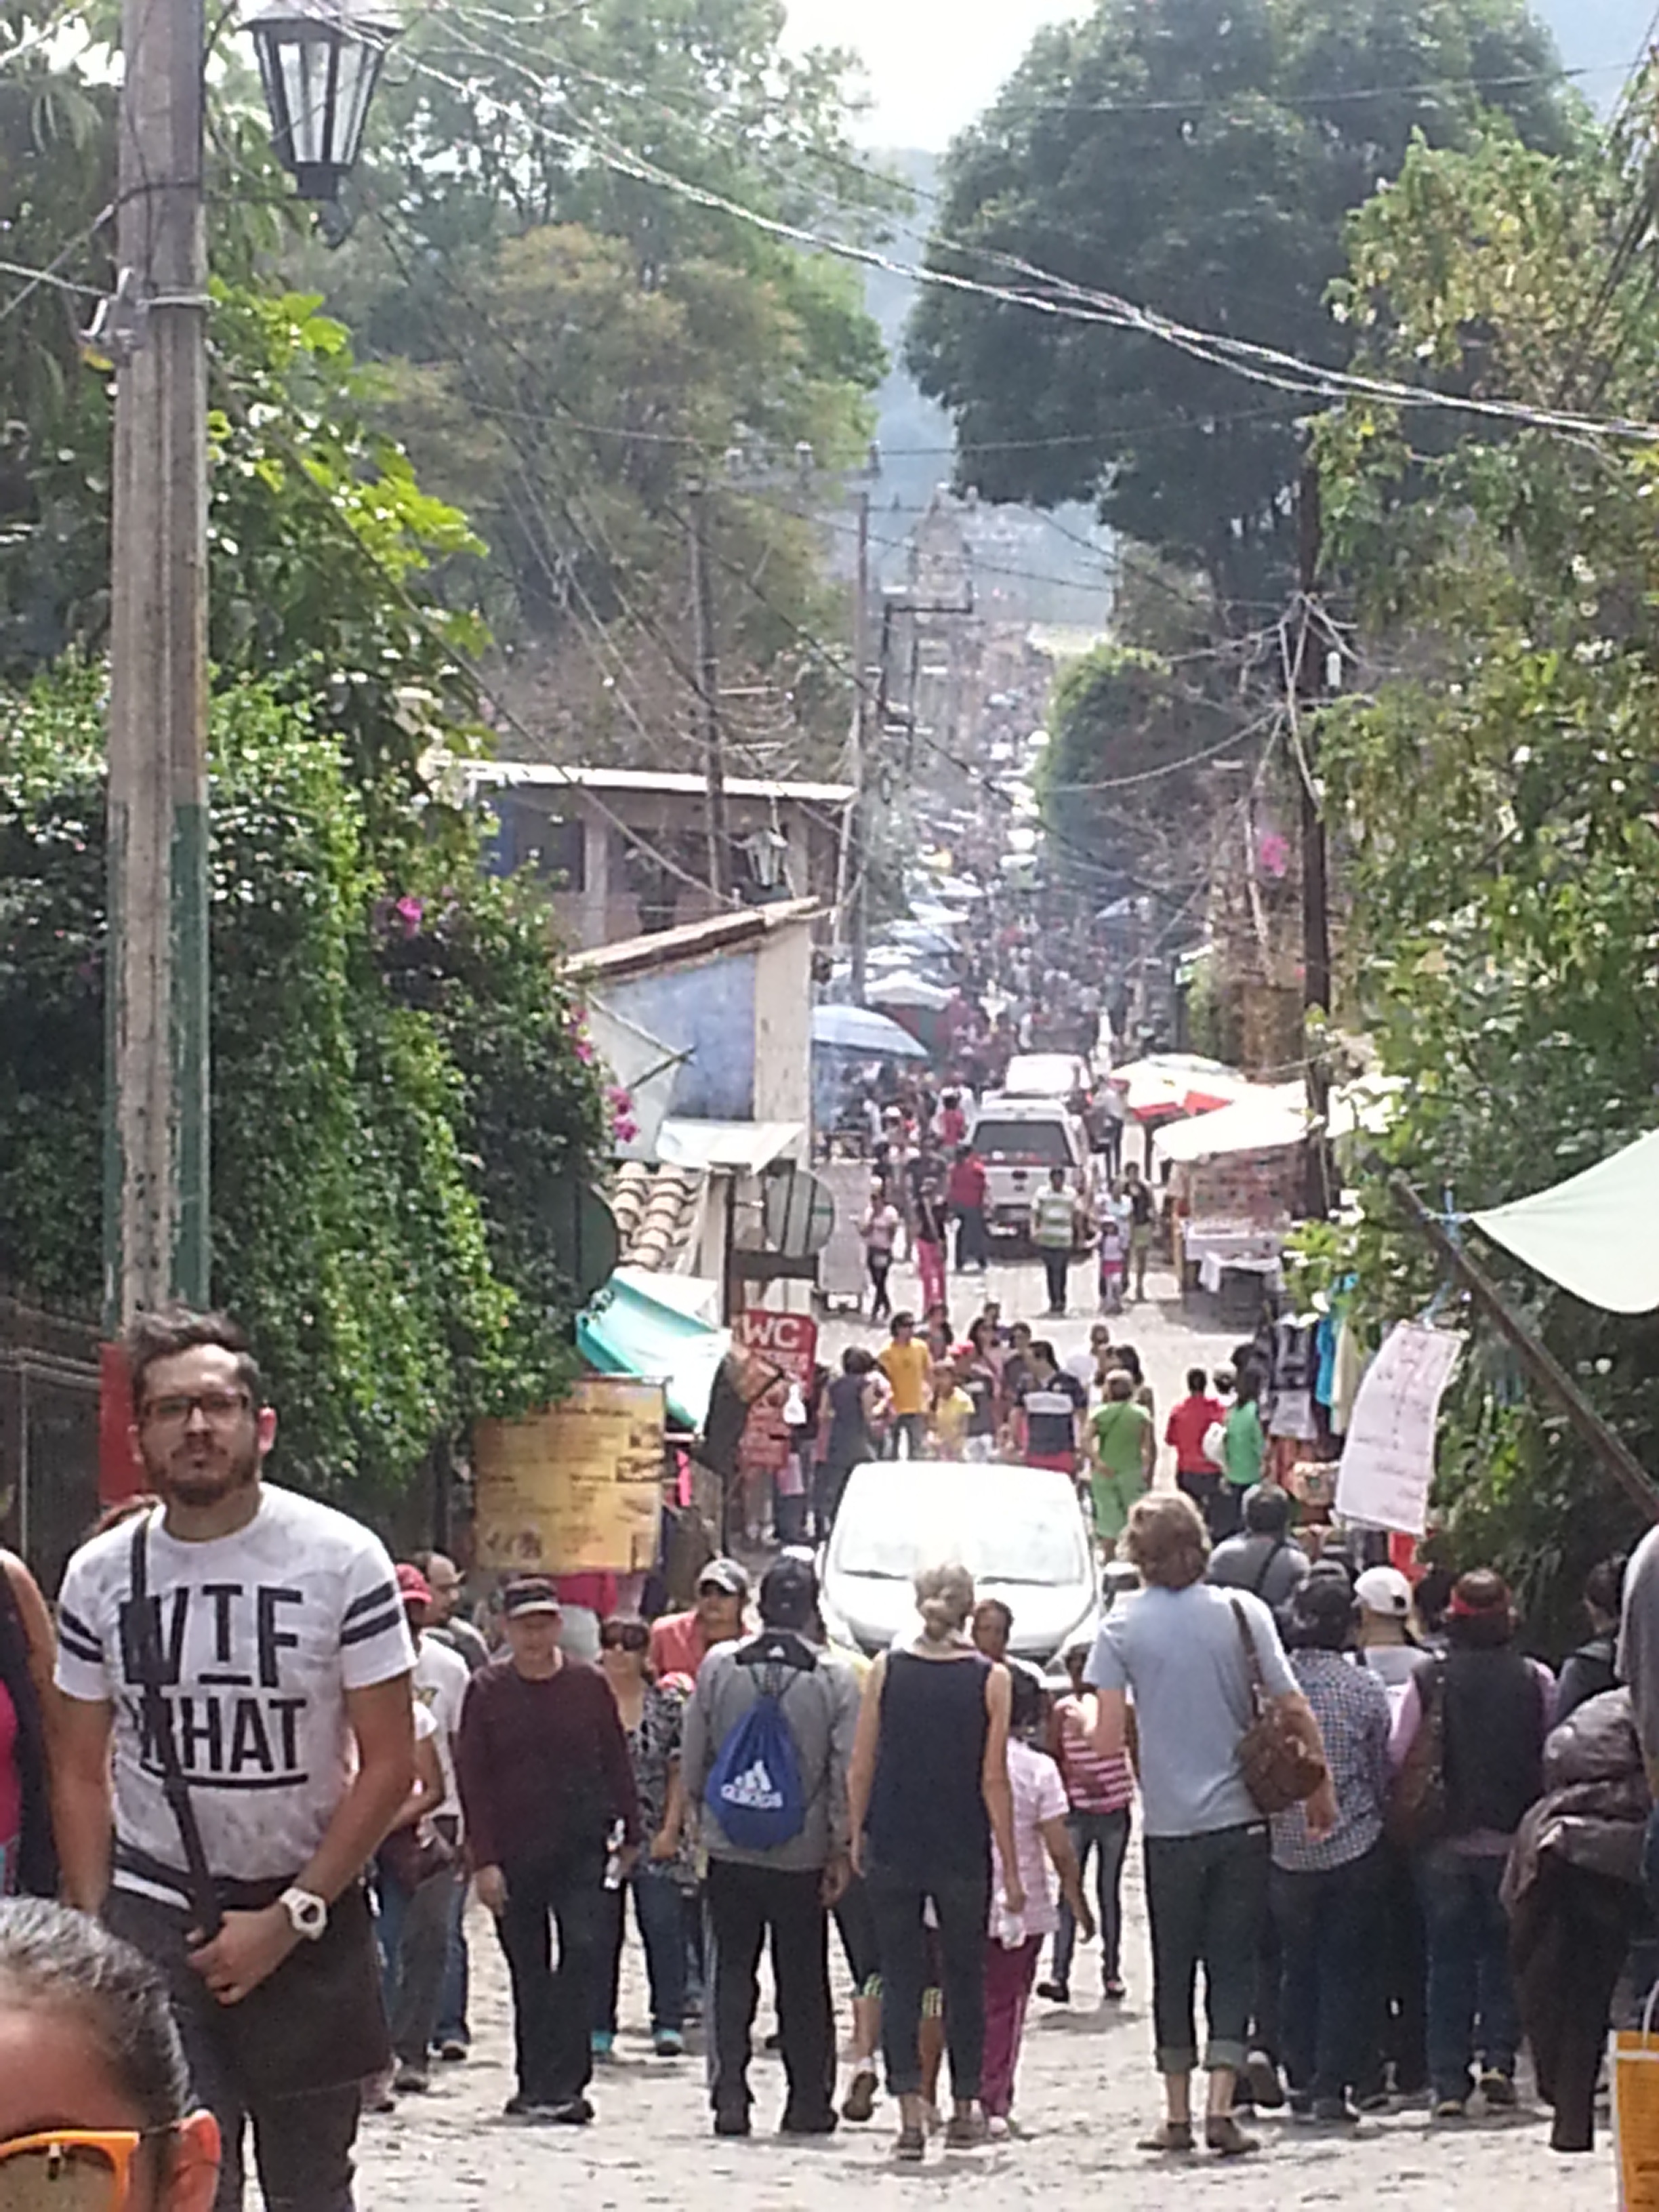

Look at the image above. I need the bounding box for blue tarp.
[577,1275,731,1431]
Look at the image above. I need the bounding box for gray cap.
[698,1557,751,1599]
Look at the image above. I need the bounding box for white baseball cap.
[1354,1565,1414,1618]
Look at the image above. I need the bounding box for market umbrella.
[867,973,954,1012]
[1112,1053,1252,1122]
[811,1003,928,1059]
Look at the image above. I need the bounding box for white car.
[819,1460,1101,1673]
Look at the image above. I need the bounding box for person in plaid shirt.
[1269,1574,1391,2124]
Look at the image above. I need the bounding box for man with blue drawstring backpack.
[682,1554,861,2139]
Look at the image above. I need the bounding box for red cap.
[396,1562,433,1607]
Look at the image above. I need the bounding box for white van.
[1000,1052,1094,1108]
[968,1093,1096,1242]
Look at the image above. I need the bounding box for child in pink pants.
[982,1668,1094,2132]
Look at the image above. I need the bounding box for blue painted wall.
[603,954,758,1120]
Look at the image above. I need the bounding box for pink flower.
[1256,830,1290,881]
[614,1117,639,1144]
[573,1038,595,1065]
[394,894,424,936]
[606,1085,633,1112]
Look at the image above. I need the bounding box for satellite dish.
[762,1162,835,1258]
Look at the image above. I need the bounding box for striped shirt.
[1054,1694,1134,1814]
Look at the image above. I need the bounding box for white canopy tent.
[1471,1126,1659,1315]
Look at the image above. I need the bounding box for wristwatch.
[279,1886,329,1942]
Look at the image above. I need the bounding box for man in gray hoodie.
[682,1553,860,2138]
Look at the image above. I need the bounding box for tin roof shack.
[478,763,852,952]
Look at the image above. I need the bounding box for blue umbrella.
[811,1004,928,1059]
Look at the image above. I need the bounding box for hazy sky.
[782,0,1084,150]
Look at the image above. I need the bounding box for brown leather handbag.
[1231,1599,1328,1815]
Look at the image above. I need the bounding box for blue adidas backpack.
[704,1671,808,1851]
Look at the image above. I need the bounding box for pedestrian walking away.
[681,1556,860,2138]
[1039,1641,1133,2006]
[1084,1493,1335,2159]
[53,1306,419,2212]
[1087,1370,1155,1555]
[455,1575,642,2125]
[1166,1368,1227,1534]
[981,1665,1094,2137]
[847,1562,1021,2163]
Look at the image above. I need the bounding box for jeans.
[1143,1823,1270,2075]
[954,1206,987,1271]
[1416,1843,1519,2101]
[1271,1843,1385,2101]
[867,1252,893,1319]
[1052,1807,1130,1987]
[1040,1248,1070,1311]
[703,1858,834,2125]
[495,1841,610,2106]
[595,1863,689,2034]
[866,1859,991,2101]
[885,1412,927,1460]
[436,1872,470,2048]
[104,1887,362,2212]
[375,1857,458,2068]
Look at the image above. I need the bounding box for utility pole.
[848,488,870,1005]
[1295,454,1334,1220]
[106,0,211,1324]
[687,484,728,905]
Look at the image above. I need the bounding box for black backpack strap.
[127,1514,223,1935]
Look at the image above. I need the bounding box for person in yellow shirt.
[929,1357,977,1459]
[877,1311,933,1459]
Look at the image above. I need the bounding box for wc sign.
[735,1308,819,1473]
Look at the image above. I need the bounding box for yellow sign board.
[474,1378,666,1574]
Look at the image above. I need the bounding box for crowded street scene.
[3,0,1658,2203]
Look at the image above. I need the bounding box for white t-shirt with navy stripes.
[56,1484,414,1900]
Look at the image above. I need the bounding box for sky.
[782,0,1084,150]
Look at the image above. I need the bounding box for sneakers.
[1311,2096,1361,2126]
[987,2114,1011,2142]
[590,2030,615,2060]
[1432,2097,1468,2121]
[842,2068,879,2123]
[437,2039,469,2064]
[392,2062,430,2095]
[653,2029,685,2058]
[1241,2051,1285,2110]
[1035,1980,1070,2004]
[1480,2070,1518,2108]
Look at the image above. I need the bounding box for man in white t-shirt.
[376,1563,471,2093]
[54,1307,416,2212]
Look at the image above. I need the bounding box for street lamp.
[247,0,399,201]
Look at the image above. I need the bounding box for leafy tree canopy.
[906,0,1581,609]
[1303,120,1659,1636]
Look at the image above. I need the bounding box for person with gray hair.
[846,1564,1020,2162]
[1206,1484,1311,1612]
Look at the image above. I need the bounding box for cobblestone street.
[358,1250,1618,2207]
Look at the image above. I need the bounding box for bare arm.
[54,1694,115,1912]
[388,1725,444,1832]
[846,1652,886,1873]
[1041,1812,1094,1938]
[981,1664,1023,1914]
[6,1553,65,1863]
[1089,1685,1128,1762]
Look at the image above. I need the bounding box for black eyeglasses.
[599,1624,649,1652]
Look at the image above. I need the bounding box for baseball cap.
[1354,1565,1414,1619]
[501,1574,562,1618]
[395,1562,433,1607]
[698,1557,751,1599]
[758,1554,818,1631]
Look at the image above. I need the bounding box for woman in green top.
[1216,1370,1267,1538]
[1088,1372,1154,1551]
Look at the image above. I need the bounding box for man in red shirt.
[1164,1368,1226,1532]
[945,1142,989,1274]
[647,1558,749,1684]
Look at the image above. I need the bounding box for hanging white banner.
[1334,1321,1464,1536]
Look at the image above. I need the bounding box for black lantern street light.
[248,0,400,202]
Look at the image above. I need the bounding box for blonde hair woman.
[846,1563,1020,2162]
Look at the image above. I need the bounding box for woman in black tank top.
[846,1564,1021,2162]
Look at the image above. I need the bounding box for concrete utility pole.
[1295,456,1334,1221]
[106,0,211,1322]
[687,483,729,905]
[848,487,870,1006]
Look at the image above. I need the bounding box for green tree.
[906,0,1580,610]
[1303,121,1659,1635]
